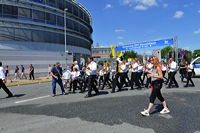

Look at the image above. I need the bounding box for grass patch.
[6,78,51,87]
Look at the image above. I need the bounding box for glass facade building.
[0,0,92,54]
[0,0,93,74]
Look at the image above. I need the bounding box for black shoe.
[166,86,171,89]
[96,91,100,95]
[184,85,188,87]
[111,91,115,93]
[6,95,13,98]
[191,85,195,87]
[84,95,92,98]
[116,89,121,92]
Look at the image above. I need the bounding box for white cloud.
[198,9,200,14]
[115,29,126,33]
[194,28,200,34]
[104,4,113,9]
[163,3,168,8]
[134,5,148,10]
[117,36,124,40]
[121,0,158,10]
[173,11,184,19]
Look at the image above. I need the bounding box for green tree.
[161,46,173,58]
[122,50,138,60]
[193,49,200,58]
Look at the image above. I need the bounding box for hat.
[56,62,60,65]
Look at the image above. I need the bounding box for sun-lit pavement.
[1,76,200,133]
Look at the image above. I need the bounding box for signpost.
[180,51,185,56]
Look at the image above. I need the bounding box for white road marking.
[158,114,173,119]
[15,95,51,104]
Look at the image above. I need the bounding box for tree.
[122,50,138,60]
[193,49,200,58]
[161,46,173,59]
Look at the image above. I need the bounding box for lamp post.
[64,8,68,65]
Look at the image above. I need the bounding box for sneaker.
[160,108,170,114]
[140,109,150,116]
[51,94,56,97]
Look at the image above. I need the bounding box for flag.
[111,45,116,58]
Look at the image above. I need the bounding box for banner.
[115,38,174,51]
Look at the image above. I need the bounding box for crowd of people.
[0,56,196,116]
[4,64,35,82]
[49,56,195,97]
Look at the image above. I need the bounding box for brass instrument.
[103,61,109,73]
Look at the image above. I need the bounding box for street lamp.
[64,8,68,65]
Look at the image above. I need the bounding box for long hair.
[152,56,161,68]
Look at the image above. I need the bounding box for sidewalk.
[6,77,51,87]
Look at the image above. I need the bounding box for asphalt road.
[0,76,200,133]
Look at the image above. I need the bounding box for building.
[92,46,111,61]
[0,0,93,73]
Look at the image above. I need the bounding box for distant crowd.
[5,64,35,82]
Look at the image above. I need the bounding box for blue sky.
[77,0,200,53]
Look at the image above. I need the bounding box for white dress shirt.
[0,67,6,80]
[169,61,177,72]
[71,71,80,80]
[188,64,194,72]
[86,61,97,76]
[131,63,139,72]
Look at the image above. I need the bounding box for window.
[32,10,45,22]
[78,9,83,19]
[57,0,64,10]
[14,28,31,41]
[65,1,72,13]
[18,7,32,19]
[0,27,15,41]
[45,12,56,24]
[195,58,200,65]
[67,19,74,30]
[3,5,18,18]
[73,5,78,16]
[46,0,56,7]
[57,16,64,26]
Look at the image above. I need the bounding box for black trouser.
[150,80,165,103]
[87,75,99,96]
[142,72,148,84]
[102,73,112,89]
[186,72,194,86]
[130,72,141,89]
[0,79,13,96]
[81,77,88,92]
[125,71,130,86]
[168,72,179,87]
[119,72,127,88]
[145,77,151,88]
[29,72,34,80]
[181,72,187,82]
[112,73,121,92]
[166,72,171,84]
[162,71,168,81]
[138,72,143,85]
[98,76,104,87]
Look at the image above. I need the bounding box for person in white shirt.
[161,61,168,81]
[130,59,141,90]
[167,58,179,88]
[184,62,195,87]
[98,66,104,88]
[85,57,99,98]
[101,61,112,90]
[70,68,81,93]
[117,58,129,89]
[73,61,80,71]
[138,60,144,86]
[145,60,154,88]
[0,61,13,98]
[111,59,122,93]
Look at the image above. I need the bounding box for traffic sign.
[180,51,185,56]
